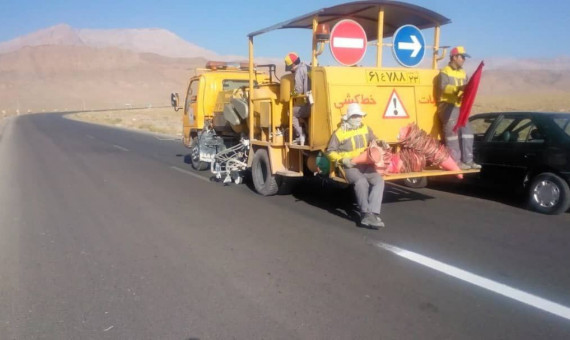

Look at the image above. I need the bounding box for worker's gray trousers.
[293,104,311,138]
[438,103,474,163]
[345,165,384,215]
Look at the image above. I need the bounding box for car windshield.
[553,117,570,137]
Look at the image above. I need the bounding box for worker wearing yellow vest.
[438,46,481,170]
[326,103,385,229]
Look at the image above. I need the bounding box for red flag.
[454,61,485,132]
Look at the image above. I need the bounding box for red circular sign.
[329,19,368,66]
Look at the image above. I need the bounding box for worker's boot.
[360,213,379,230]
[374,214,386,228]
[465,161,482,169]
[292,134,306,145]
[458,162,471,170]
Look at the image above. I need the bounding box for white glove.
[342,158,355,168]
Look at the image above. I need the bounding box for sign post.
[392,25,425,67]
[329,19,367,66]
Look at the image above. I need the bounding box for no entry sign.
[329,19,367,66]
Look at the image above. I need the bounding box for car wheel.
[528,172,570,215]
[403,177,428,188]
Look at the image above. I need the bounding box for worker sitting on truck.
[437,46,481,170]
[284,52,311,145]
[326,103,386,229]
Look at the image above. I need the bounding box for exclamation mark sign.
[393,98,399,116]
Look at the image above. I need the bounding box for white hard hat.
[345,103,366,119]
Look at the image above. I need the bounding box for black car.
[469,112,570,214]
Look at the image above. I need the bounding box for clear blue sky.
[1,0,569,61]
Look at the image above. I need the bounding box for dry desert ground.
[63,93,570,138]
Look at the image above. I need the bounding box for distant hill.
[0,45,206,112]
[481,56,570,71]
[0,24,220,59]
[0,24,569,114]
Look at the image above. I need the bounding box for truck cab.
[172,61,273,170]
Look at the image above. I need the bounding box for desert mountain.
[0,24,569,114]
[482,56,570,71]
[0,24,220,60]
[0,45,206,112]
[0,24,85,53]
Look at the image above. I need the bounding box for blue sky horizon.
[2,0,569,63]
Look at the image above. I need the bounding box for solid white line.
[112,144,129,152]
[155,137,178,141]
[170,166,211,183]
[375,242,570,321]
[333,37,364,49]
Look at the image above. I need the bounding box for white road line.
[171,166,211,183]
[375,241,570,321]
[112,144,129,152]
[154,136,180,141]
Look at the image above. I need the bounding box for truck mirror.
[171,93,179,111]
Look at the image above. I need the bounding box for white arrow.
[398,35,421,58]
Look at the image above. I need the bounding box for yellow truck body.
[172,1,479,195]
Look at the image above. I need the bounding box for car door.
[539,115,570,176]
[184,78,200,126]
[479,114,543,187]
[470,114,498,159]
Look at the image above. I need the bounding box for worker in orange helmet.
[437,46,481,170]
[284,52,311,145]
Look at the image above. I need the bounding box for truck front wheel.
[190,137,209,171]
[252,148,278,196]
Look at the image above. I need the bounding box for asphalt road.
[1,113,569,339]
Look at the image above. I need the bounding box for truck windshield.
[223,79,252,91]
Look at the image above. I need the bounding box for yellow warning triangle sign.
[383,90,409,119]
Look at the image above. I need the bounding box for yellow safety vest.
[439,65,467,107]
[327,125,371,165]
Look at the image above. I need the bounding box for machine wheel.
[403,177,428,188]
[252,148,279,196]
[190,137,209,171]
[527,172,570,215]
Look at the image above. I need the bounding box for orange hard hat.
[284,52,300,71]
[450,46,471,58]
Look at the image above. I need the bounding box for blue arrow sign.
[392,25,425,68]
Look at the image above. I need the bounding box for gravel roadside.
[66,107,182,137]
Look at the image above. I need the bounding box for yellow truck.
[171,61,275,171]
[171,1,478,194]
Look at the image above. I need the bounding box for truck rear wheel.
[403,177,427,188]
[252,148,278,196]
[190,137,209,171]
